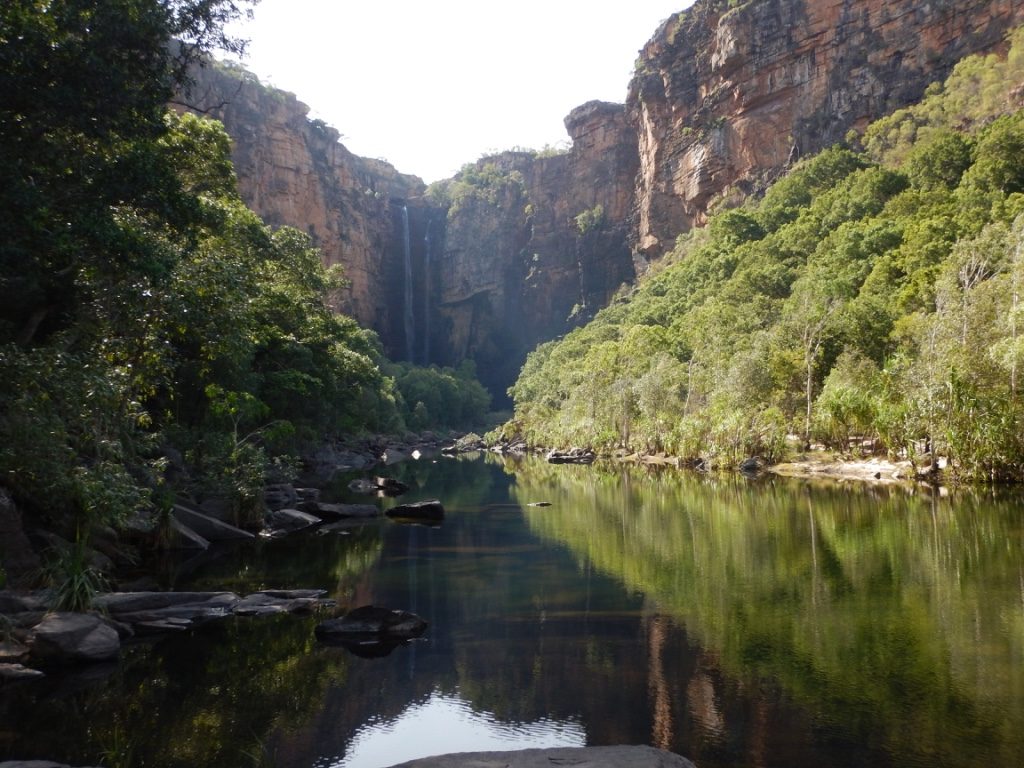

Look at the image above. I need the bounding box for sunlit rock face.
[178,64,427,357]
[627,0,1024,258]
[176,0,1024,394]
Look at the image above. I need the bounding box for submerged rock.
[384,746,695,767]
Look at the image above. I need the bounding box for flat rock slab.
[91,590,331,631]
[385,746,695,768]
[172,505,254,541]
[0,663,45,682]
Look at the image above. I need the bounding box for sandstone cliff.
[433,101,638,396]
[628,0,1024,257]
[178,62,426,355]
[181,0,1024,398]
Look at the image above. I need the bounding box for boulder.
[172,505,254,541]
[30,613,120,664]
[383,746,695,768]
[739,457,765,474]
[264,508,321,533]
[385,500,444,523]
[315,606,427,641]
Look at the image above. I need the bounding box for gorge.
[181,0,1024,398]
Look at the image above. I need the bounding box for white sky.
[224,0,695,182]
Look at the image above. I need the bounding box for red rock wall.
[179,64,426,355]
[628,0,1024,258]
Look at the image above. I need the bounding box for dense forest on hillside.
[503,30,1024,482]
[0,0,488,586]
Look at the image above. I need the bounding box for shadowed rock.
[385,500,444,523]
[302,502,381,520]
[30,613,120,664]
[315,606,427,641]
[265,508,322,533]
[172,505,255,541]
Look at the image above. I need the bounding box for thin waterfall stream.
[401,204,415,362]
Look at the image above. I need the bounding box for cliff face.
[179,63,427,355]
[628,0,1024,257]
[434,101,638,397]
[184,0,1024,397]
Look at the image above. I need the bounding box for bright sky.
[224,0,695,183]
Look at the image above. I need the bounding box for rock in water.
[383,746,695,767]
[30,613,120,664]
[315,606,427,640]
[385,500,444,522]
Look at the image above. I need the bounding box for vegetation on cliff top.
[0,0,488,571]
[504,28,1024,483]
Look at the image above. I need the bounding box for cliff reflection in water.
[2,455,1023,768]
[513,460,1024,767]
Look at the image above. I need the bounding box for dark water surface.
[2,454,1023,767]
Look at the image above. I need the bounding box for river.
[2,453,1022,767]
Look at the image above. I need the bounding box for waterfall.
[402,205,415,362]
[422,217,432,364]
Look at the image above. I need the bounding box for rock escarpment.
[433,101,638,396]
[628,0,1024,257]
[178,63,426,356]
[181,0,1024,394]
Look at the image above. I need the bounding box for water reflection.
[512,461,1024,767]
[2,455,1023,768]
[331,691,584,768]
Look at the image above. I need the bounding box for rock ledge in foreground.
[384,746,695,768]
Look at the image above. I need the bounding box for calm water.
[2,454,1023,767]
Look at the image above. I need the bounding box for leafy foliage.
[0,1,490,560]
[507,33,1024,480]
